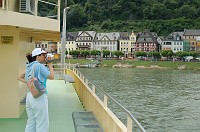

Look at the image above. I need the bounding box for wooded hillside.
[39,0,200,35]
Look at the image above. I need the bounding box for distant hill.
[39,0,200,36]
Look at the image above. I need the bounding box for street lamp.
[61,6,70,70]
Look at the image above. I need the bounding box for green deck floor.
[0,80,84,132]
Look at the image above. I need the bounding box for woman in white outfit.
[17,48,54,132]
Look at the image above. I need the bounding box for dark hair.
[32,56,37,61]
[26,53,33,63]
[26,53,39,63]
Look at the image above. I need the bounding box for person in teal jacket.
[17,48,54,132]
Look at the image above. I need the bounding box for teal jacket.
[25,61,50,88]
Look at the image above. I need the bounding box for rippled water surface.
[78,68,200,132]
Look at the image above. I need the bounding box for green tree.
[51,0,200,35]
[175,5,197,19]
[189,51,199,58]
[65,50,68,55]
[81,50,90,58]
[148,51,160,60]
[69,50,80,58]
[112,51,124,59]
[151,3,170,19]
[163,0,179,10]
[75,50,81,58]
[85,1,99,21]
[160,50,174,60]
[135,51,147,57]
[175,51,189,60]
[91,50,100,59]
[153,51,161,59]
[167,50,174,58]
[67,4,88,29]
[103,50,110,59]
[147,51,154,57]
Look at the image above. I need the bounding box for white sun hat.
[31,48,47,57]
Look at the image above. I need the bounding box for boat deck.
[0,80,84,132]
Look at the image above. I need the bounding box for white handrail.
[70,66,146,132]
[34,0,60,20]
[38,0,58,6]
[53,64,146,131]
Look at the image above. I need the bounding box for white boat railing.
[73,67,145,132]
[52,63,146,132]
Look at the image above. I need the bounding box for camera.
[46,53,54,63]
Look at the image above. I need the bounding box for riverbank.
[57,59,200,70]
[102,60,200,70]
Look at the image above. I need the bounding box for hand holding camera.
[46,53,54,63]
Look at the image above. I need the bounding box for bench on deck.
[72,111,104,132]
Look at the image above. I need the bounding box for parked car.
[196,57,200,61]
[136,56,143,60]
[184,56,193,62]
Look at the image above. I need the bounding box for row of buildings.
[42,29,198,58]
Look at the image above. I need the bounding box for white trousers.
[25,92,49,132]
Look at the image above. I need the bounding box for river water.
[78,68,200,132]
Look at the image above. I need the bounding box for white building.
[94,32,120,52]
[76,31,96,50]
[162,32,184,53]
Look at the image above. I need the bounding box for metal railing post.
[104,95,107,108]
[34,0,38,16]
[82,75,84,82]
[127,115,133,132]
[57,0,60,20]
[86,79,88,86]
[92,84,96,94]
